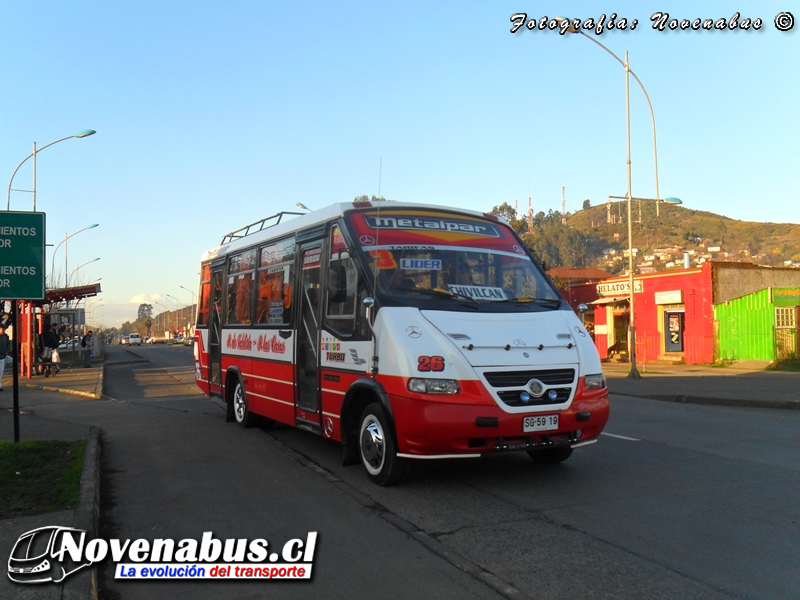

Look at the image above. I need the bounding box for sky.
[1,1,797,328]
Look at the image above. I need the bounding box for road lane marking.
[601,432,641,441]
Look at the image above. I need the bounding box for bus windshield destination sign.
[0,211,46,300]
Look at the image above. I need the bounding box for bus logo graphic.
[349,349,366,365]
[7,526,93,584]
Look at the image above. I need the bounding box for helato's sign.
[596,279,643,296]
[0,211,46,300]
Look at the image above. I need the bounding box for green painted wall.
[714,288,774,361]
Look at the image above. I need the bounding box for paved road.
[4,345,800,599]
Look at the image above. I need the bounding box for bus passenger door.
[208,267,224,394]
[296,244,323,427]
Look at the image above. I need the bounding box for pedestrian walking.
[0,325,10,391]
[82,330,94,367]
[42,323,61,377]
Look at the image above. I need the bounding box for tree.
[582,199,591,211]
[137,304,153,321]
[490,202,527,234]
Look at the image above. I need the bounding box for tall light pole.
[179,285,196,307]
[155,301,170,333]
[179,286,197,335]
[69,257,100,287]
[90,304,104,327]
[553,20,663,217]
[50,224,99,288]
[166,294,181,333]
[554,19,646,378]
[7,130,97,211]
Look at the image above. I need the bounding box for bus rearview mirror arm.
[363,296,379,376]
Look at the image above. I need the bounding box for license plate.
[523,414,559,432]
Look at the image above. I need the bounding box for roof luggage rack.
[220,211,305,245]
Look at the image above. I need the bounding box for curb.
[62,426,101,600]
[611,392,800,410]
[20,362,105,400]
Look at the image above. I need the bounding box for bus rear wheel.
[527,446,573,464]
[232,378,255,428]
[359,403,404,486]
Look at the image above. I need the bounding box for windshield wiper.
[403,287,480,307]
[497,297,563,308]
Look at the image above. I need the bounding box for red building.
[589,262,800,365]
[591,266,713,364]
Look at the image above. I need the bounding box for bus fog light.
[408,378,459,394]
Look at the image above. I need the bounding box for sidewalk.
[1,361,105,600]
[603,362,800,410]
[10,361,105,399]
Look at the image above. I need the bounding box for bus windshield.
[345,208,562,309]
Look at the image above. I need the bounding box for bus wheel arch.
[340,380,395,467]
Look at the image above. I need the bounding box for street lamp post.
[6,130,97,211]
[178,286,197,335]
[90,304,104,327]
[179,285,196,306]
[553,20,664,217]
[50,224,99,288]
[68,257,100,287]
[155,301,170,334]
[166,294,182,334]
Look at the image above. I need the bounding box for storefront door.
[665,311,685,353]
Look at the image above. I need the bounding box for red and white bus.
[194,202,609,485]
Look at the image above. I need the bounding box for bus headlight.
[584,373,606,389]
[408,378,459,395]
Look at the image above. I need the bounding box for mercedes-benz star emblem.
[406,326,421,338]
[527,379,545,397]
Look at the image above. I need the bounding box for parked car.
[129,333,142,346]
[183,336,193,346]
[172,335,184,345]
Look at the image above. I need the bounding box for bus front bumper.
[390,392,610,458]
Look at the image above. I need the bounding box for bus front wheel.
[359,403,404,486]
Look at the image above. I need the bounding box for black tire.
[359,403,404,486]
[527,446,573,464]
[231,378,255,428]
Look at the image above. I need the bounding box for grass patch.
[0,440,86,518]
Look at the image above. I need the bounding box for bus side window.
[325,225,358,336]
[325,254,357,335]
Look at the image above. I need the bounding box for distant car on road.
[121,336,130,345]
[129,333,142,346]
[172,335,184,345]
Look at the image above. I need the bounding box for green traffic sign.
[0,211,46,300]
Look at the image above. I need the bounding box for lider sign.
[0,211,46,300]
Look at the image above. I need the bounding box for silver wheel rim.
[233,384,245,422]
[360,415,385,475]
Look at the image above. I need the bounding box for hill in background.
[493,201,800,275]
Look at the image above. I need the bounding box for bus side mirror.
[363,296,375,321]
